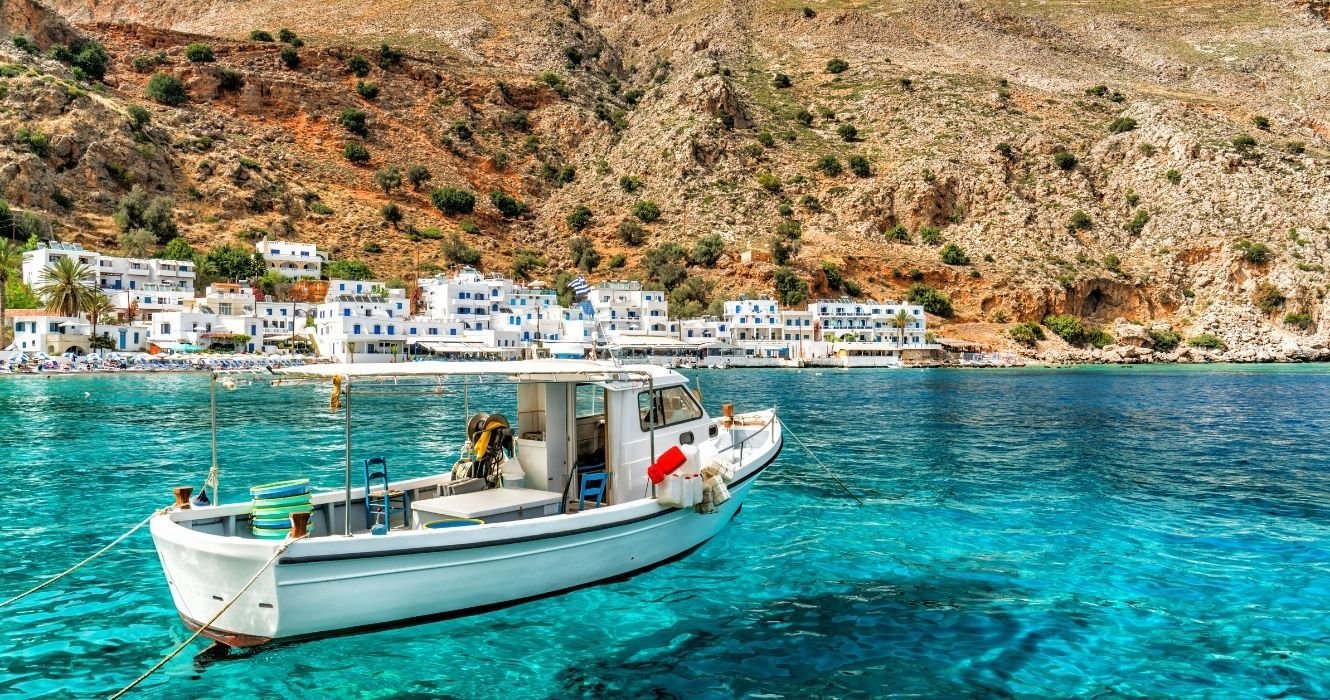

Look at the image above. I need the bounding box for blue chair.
[363,457,408,533]
[577,472,608,511]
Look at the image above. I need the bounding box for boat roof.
[275,359,687,385]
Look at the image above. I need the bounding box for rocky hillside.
[2,0,1329,357]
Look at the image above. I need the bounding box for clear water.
[2,365,1329,698]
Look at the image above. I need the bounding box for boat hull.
[151,438,779,646]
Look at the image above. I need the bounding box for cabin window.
[576,383,605,418]
[638,386,703,431]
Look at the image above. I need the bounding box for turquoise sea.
[2,365,1329,698]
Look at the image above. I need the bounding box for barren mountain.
[2,0,1329,356]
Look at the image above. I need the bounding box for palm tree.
[893,309,913,348]
[37,256,97,318]
[85,291,116,346]
[0,240,23,348]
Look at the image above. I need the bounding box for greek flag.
[569,275,592,298]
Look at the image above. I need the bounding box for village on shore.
[3,238,1320,374]
[3,238,987,372]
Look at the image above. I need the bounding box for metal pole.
[210,371,219,503]
[343,377,353,537]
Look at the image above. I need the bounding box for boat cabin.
[179,361,722,539]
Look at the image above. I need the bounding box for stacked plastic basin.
[249,479,312,539]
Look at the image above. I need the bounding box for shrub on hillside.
[217,68,244,91]
[432,187,476,215]
[249,30,275,42]
[907,284,953,317]
[280,47,300,69]
[145,73,187,105]
[406,165,432,189]
[918,226,942,245]
[114,186,177,243]
[443,234,481,266]
[632,200,661,223]
[772,73,791,88]
[643,243,689,290]
[340,108,368,135]
[1009,322,1045,346]
[814,155,842,176]
[1284,312,1313,331]
[356,80,380,100]
[566,205,593,231]
[510,249,546,281]
[1053,150,1078,171]
[848,155,871,177]
[1043,315,1113,348]
[690,234,725,267]
[1188,333,1225,350]
[346,55,372,77]
[489,190,527,218]
[1148,328,1181,352]
[1124,210,1150,235]
[185,43,215,63]
[1235,240,1270,264]
[773,266,809,306]
[325,259,374,280]
[825,58,849,74]
[568,236,600,271]
[374,166,401,194]
[617,219,648,245]
[343,142,370,163]
[939,243,969,265]
[1252,282,1285,312]
[1107,117,1136,134]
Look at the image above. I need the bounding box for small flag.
[569,275,592,298]
[580,299,595,317]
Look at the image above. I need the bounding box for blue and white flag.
[579,299,595,317]
[569,275,592,298]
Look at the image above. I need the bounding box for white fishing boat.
[149,360,781,647]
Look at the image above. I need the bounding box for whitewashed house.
[22,242,195,316]
[593,281,671,337]
[258,239,324,279]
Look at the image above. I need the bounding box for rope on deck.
[110,534,306,699]
[0,509,165,611]
[777,418,865,506]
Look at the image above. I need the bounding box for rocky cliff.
[2,0,1329,360]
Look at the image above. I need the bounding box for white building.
[315,280,497,362]
[258,239,324,279]
[679,317,730,342]
[6,310,150,355]
[593,281,671,337]
[150,311,262,353]
[724,297,783,343]
[21,242,195,315]
[808,298,928,345]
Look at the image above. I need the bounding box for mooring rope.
[778,418,865,506]
[0,509,165,611]
[109,534,306,699]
